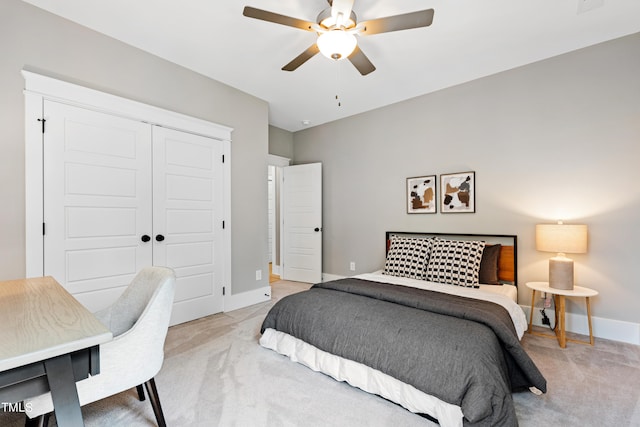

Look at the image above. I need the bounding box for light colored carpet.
[1,280,639,426]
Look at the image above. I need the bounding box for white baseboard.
[521,305,640,346]
[224,285,271,312]
[226,270,344,314]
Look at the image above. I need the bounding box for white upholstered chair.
[24,267,176,427]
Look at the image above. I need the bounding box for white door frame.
[267,154,290,276]
[268,168,275,265]
[23,70,232,310]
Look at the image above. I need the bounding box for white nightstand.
[525,281,598,348]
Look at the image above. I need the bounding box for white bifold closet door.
[43,100,224,325]
[152,126,224,322]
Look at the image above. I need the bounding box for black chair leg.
[144,378,167,427]
[25,413,50,427]
[136,384,146,401]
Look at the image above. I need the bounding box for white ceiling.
[22,0,640,132]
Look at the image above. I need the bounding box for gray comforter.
[261,278,546,426]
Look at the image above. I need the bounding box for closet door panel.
[152,126,224,323]
[43,101,153,311]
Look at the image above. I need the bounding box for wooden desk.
[526,281,598,348]
[0,277,112,426]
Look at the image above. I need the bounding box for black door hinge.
[222,220,225,229]
[37,118,46,133]
[223,286,226,296]
[222,154,225,163]
[42,223,46,235]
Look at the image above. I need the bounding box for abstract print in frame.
[407,175,437,214]
[441,171,475,213]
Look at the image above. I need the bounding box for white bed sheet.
[356,271,527,339]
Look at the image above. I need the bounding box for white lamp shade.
[535,224,588,254]
[536,223,587,290]
[317,30,357,60]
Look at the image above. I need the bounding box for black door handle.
[314,227,321,232]
[141,235,151,242]
[155,234,165,242]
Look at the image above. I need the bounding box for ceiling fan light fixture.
[317,8,357,30]
[317,30,357,60]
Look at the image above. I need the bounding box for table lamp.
[535,222,588,290]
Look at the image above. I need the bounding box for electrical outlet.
[349,262,356,271]
[544,296,552,308]
[256,269,262,281]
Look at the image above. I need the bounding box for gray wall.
[293,33,640,325]
[269,125,294,159]
[0,0,269,295]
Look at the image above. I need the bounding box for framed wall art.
[406,175,437,214]
[440,171,475,213]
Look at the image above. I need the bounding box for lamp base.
[549,256,574,290]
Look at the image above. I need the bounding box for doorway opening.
[267,155,290,283]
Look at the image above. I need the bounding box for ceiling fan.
[243,1,434,76]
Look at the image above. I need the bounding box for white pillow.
[383,237,433,280]
[425,238,486,287]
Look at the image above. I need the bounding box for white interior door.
[152,126,224,324]
[43,100,153,311]
[282,163,322,283]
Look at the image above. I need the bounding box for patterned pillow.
[425,238,486,287]
[383,237,433,280]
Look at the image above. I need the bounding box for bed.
[260,232,546,427]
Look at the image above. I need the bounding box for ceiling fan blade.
[282,44,321,71]
[359,9,434,35]
[348,45,376,76]
[331,0,355,26]
[243,6,315,31]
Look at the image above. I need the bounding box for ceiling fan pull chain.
[336,62,342,107]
